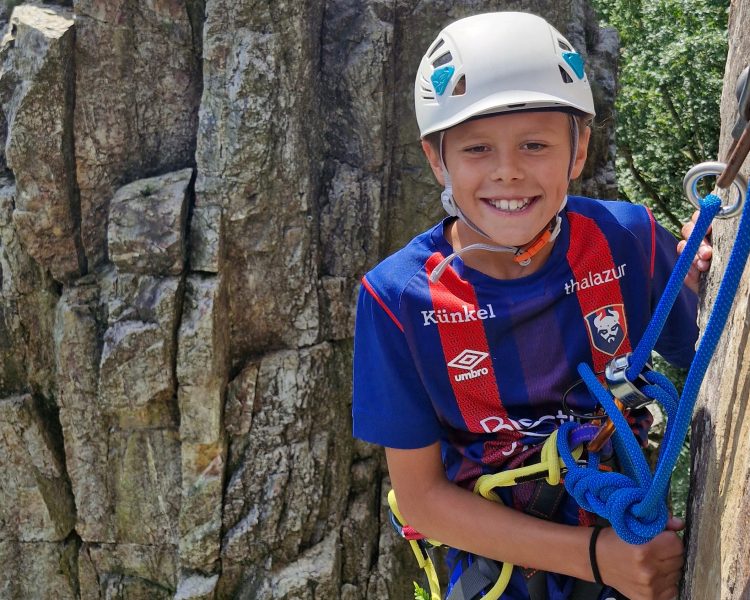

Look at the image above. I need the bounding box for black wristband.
[589,525,604,585]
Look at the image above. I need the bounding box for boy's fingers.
[658,557,685,574]
[681,221,694,239]
[666,516,685,531]
[698,242,713,260]
[684,266,701,293]
[681,210,713,242]
[678,237,713,282]
[657,583,681,600]
[651,531,684,557]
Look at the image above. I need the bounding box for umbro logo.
[448,349,489,382]
[448,349,488,370]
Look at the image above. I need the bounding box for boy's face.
[423,111,590,249]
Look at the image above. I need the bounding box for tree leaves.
[592,0,730,232]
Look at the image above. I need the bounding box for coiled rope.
[558,185,750,544]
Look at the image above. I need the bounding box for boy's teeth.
[489,197,532,211]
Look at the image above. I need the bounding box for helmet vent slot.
[427,38,445,57]
[559,65,573,83]
[432,52,453,68]
[558,39,572,51]
[451,75,466,96]
[507,103,526,108]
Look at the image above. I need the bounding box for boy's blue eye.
[465,145,490,153]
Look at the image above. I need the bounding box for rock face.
[73,0,202,270]
[684,1,750,598]
[0,6,82,282]
[0,1,617,598]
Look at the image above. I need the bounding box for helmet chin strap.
[430,115,579,284]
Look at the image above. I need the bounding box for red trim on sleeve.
[361,276,404,332]
[645,207,656,279]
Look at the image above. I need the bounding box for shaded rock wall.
[684,0,750,597]
[0,1,617,598]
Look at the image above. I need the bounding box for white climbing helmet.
[415,13,597,281]
[414,12,596,138]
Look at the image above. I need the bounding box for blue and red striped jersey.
[353,196,698,490]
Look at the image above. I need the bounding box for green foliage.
[592,0,730,233]
[670,434,692,518]
[593,0,729,520]
[3,0,23,11]
[413,581,430,600]
[651,353,690,516]
[591,0,730,526]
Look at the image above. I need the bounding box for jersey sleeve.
[650,219,699,369]
[352,280,442,449]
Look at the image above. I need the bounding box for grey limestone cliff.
[0,1,617,598]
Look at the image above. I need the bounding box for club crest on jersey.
[585,304,627,355]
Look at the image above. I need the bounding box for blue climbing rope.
[558,185,750,544]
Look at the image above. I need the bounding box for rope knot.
[557,422,668,545]
[606,487,668,545]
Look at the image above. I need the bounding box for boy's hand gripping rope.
[558,164,750,544]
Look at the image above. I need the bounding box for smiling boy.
[424,110,587,280]
[353,12,702,600]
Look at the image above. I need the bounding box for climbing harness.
[388,430,593,600]
[557,64,750,544]
[387,490,443,600]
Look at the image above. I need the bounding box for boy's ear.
[570,125,592,180]
[421,139,446,187]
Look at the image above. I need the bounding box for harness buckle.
[605,353,652,410]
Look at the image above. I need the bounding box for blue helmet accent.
[562,52,585,80]
[431,65,455,96]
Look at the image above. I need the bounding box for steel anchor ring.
[683,161,748,219]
